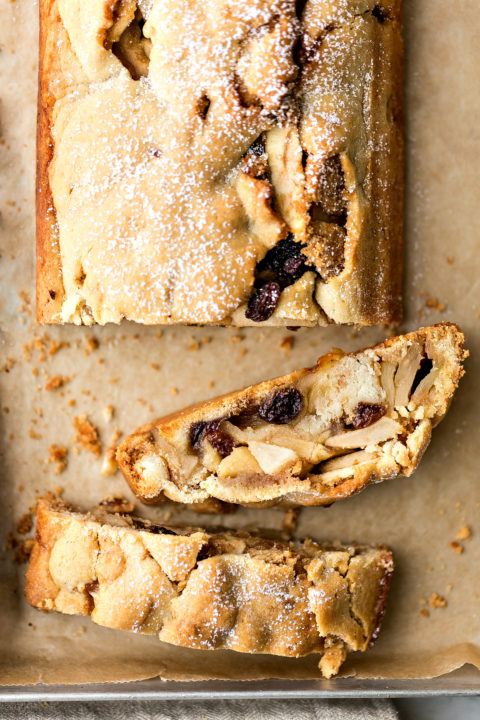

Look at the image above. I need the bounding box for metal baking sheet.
[2,667,480,702]
[1,0,480,698]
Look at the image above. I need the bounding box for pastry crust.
[26,498,394,677]
[117,323,467,507]
[37,0,403,326]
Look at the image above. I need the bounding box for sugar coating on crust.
[117,323,467,507]
[26,498,394,677]
[38,0,403,325]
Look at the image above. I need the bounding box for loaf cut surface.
[26,498,393,677]
[37,0,403,326]
[117,323,466,507]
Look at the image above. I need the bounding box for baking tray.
[1,668,480,702]
[1,0,480,700]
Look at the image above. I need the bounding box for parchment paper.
[0,0,479,686]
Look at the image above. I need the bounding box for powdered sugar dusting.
[46,0,401,325]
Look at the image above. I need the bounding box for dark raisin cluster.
[190,420,236,458]
[246,237,312,322]
[258,387,303,424]
[350,403,386,430]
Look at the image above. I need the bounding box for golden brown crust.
[36,0,403,326]
[36,0,65,322]
[118,323,467,507]
[26,498,394,676]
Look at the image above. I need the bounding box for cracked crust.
[117,323,467,508]
[37,0,403,326]
[26,498,394,677]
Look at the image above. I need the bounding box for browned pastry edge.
[117,323,467,507]
[36,0,65,323]
[26,497,394,677]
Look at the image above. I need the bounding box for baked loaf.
[26,498,394,677]
[37,0,403,326]
[117,323,466,507]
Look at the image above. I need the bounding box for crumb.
[102,405,114,423]
[48,340,69,356]
[170,387,178,395]
[446,256,454,264]
[1,357,15,372]
[202,337,211,344]
[449,541,464,554]
[229,335,243,344]
[420,609,430,618]
[425,297,446,312]
[429,593,447,609]
[281,336,294,351]
[14,538,34,564]
[240,347,248,356]
[68,398,76,407]
[188,342,200,351]
[45,374,66,391]
[456,525,471,541]
[446,583,453,592]
[98,496,135,514]
[101,446,118,476]
[73,416,101,457]
[150,363,159,371]
[439,508,445,515]
[16,513,33,535]
[155,330,163,339]
[48,444,68,474]
[282,508,299,536]
[29,429,41,440]
[207,380,214,388]
[84,337,99,355]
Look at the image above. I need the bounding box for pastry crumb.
[281,336,294,351]
[456,525,471,541]
[102,404,114,422]
[420,608,430,618]
[101,446,118,476]
[98,496,135,514]
[73,415,101,457]
[429,593,447,609]
[449,541,464,554]
[282,508,299,536]
[16,513,33,535]
[48,444,68,474]
[425,297,446,312]
[84,337,99,355]
[45,374,67,390]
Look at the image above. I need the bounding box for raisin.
[245,281,281,322]
[205,428,236,458]
[410,357,434,395]
[190,421,210,449]
[283,255,304,276]
[351,403,386,430]
[190,420,235,457]
[257,237,308,284]
[258,388,303,424]
[372,5,390,23]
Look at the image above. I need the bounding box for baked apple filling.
[117,325,466,508]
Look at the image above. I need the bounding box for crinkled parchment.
[0,0,479,685]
